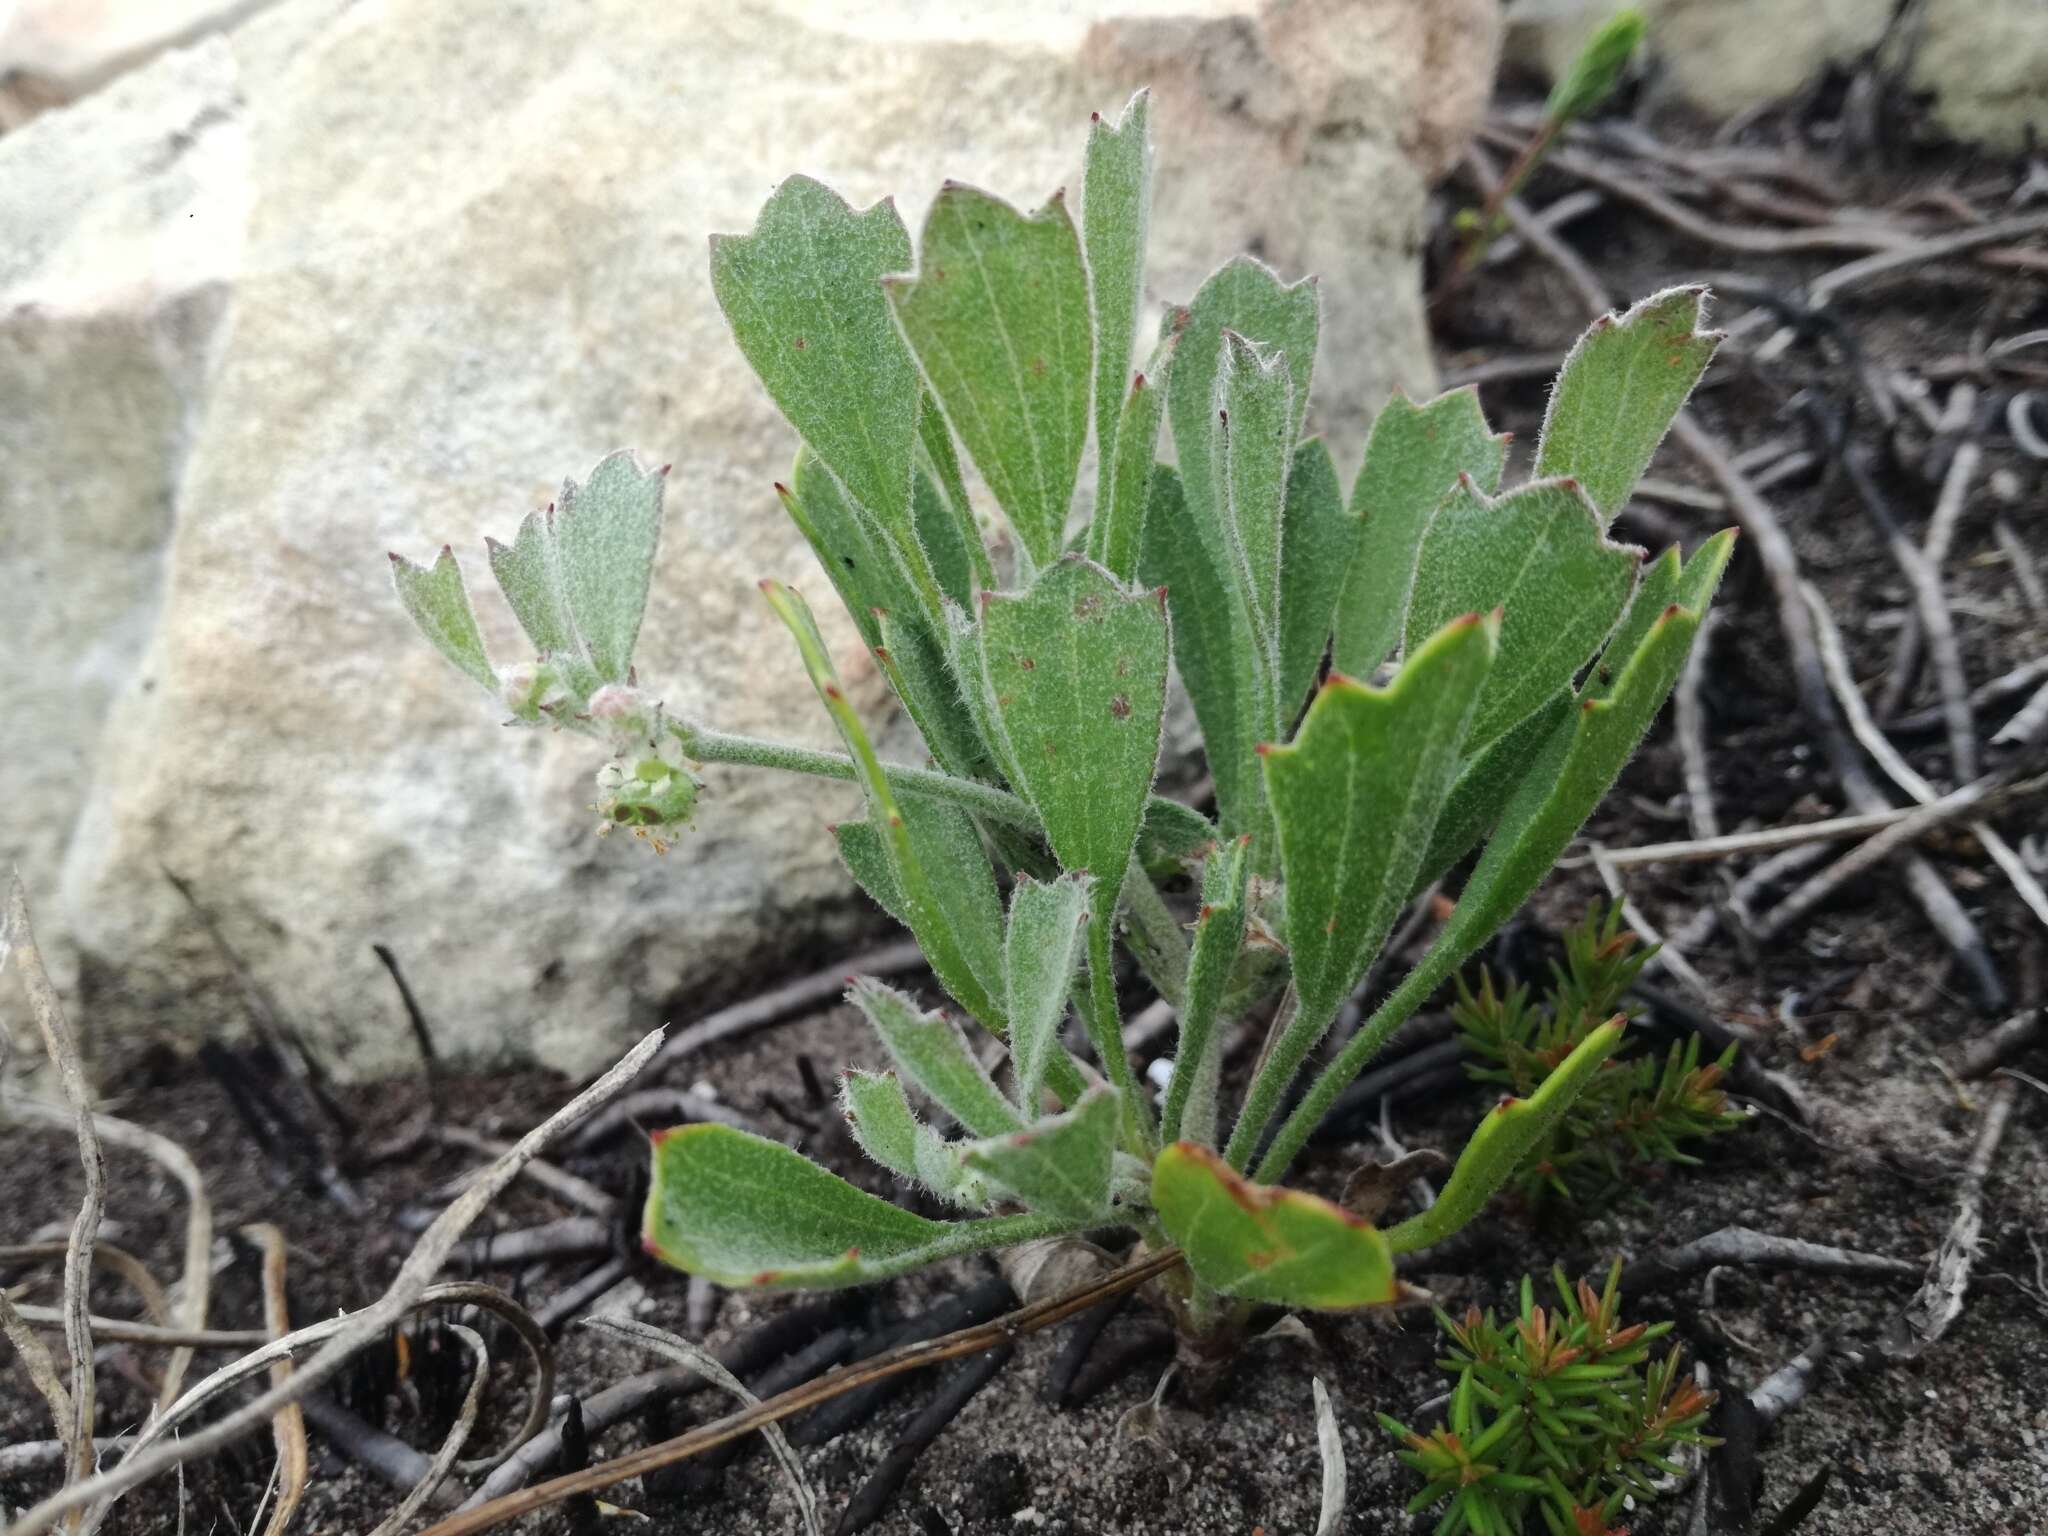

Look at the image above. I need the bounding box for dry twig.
[1886,1077,2022,1358]
[4,1031,657,1536]
[365,1323,488,1536]
[1619,1226,1920,1296]
[4,871,105,1511]
[242,1224,308,1536]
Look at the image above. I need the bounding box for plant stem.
[1082,906,1158,1157]
[675,723,1039,830]
[1253,952,1448,1184]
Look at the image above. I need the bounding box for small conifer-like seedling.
[1455,904,1748,1208]
[1379,1262,1716,1536]
[391,94,1733,1360]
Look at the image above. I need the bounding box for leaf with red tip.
[644,1124,1068,1289]
[1334,386,1509,679]
[1276,435,1353,717]
[1386,1018,1628,1253]
[1225,613,1498,1167]
[1403,475,1639,755]
[712,176,920,533]
[848,977,1020,1138]
[887,183,1093,568]
[392,545,497,693]
[962,1086,1120,1221]
[840,1068,986,1210]
[1536,286,1720,528]
[1151,1142,1399,1309]
[1083,89,1153,532]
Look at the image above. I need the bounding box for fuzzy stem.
[675,723,1038,831]
[1082,907,1158,1158]
[1252,953,1448,1184]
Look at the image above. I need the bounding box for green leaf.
[1160,835,1252,1147]
[887,184,1093,568]
[1404,476,1640,755]
[840,1068,986,1209]
[551,451,668,683]
[1386,1020,1628,1253]
[1534,287,1719,528]
[1226,614,1498,1167]
[912,463,976,612]
[1086,335,1174,582]
[1151,1142,1399,1309]
[1254,531,1736,1184]
[875,604,992,780]
[1584,543,1679,702]
[711,176,920,529]
[762,579,1004,1026]
[963,1086,1121,1221]
[1216,330,1295,701]
[1277,437,1353,718]
[1165,256,1319,563]
[391,545,496,693]
[1083,88,1153,527]
[1412,692,1576,895]
[1334,386,1508,678]
[848,976,1021,1137]
[644,1123,1063,1289]
[916,391,995,596]
[1004,873,1093,1112]
[486,511,577,662]
[975,556,1169,907]
[779,448,908,653]
[1140,466,1265,842]
[1546,8,1646,123]
[834,805,1005,1024]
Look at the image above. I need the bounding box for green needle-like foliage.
[1455,903,1749,1207]
[1379,1261,1716,1536]
[389,93,1734,1360]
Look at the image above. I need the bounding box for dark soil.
[6,86,2047,1536]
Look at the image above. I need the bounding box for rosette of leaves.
[1378,1262,1716,1536]
[1455,904,1748,1206]
[392,92,1734,1348]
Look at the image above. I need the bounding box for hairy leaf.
[1412,692,1576,895]
[1152,1142,1399,1309]
[1334,387,1509,678]
[916,391,995,595]
[1386,1020,1627,1253]
[779,449,905,653]
[644,1124,1063,1289]
[1216,330,1296,694]
[1256,530,1736,1183]
[849,976,1020,1137]
[1005,873,1093,1112]
[1165,256,1319,556]
[1404,476,1640,754]
[1083,89,1153,526]
[1227,614,1497,1166]
[552,452,668,683]
[888,184,1093,567]
[1140,466,1265,841]
[963,1086,1120,1221]
[1277,437,1353,718]
[486,511,576,662]
[1087,335,1173,582]
[840,1069,986,1209]
[763,579,1004,1025]
[391,545,496,693]
[875,604,991,779]
[711,176,920,529]
[1535,286,1719,527]
[1161,835,1252,1147]
[976,556,1169,908]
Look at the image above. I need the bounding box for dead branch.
[1956,1011,2045,1080]
[4,871,105,1508]
[6,1102,215,1413]
[431,1126,616,1217]
[413,1247,1187,1536]
[242,1224,308,1536]
[448,1216,612,1268]
[1619,1226,1921,1297]
[1748,1329,1839,1426]
[1885,1077,2022,1359]
[3,1029,657,1536]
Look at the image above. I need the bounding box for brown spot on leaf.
[1110,694,1131,720]
[1016,654,1036,671]
[1074,594,1104,620]
[793,337,807,349]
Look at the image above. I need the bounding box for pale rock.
[1506,0,2048,151]
[2,0,1494,1076]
